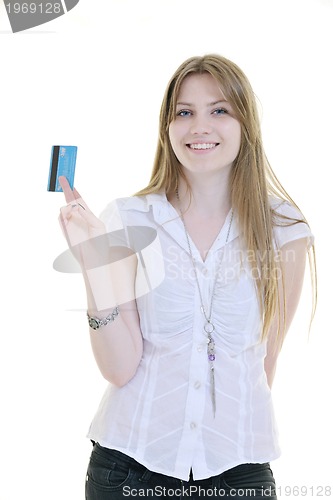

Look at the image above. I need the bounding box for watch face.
[89,318,99,330]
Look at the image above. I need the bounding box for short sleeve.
[272,200,314,250]
[99,199,124,233]
[99,198,134,248]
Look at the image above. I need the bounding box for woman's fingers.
[59,176,90,212]
[58,177,106,253]
[59,200,105,246]
[59,176,75,203]
[58,203,108,270]
[58,210,72,248]
[60,202,102,228]
[73,187,83,200]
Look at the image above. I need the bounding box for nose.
[190,114,212,135]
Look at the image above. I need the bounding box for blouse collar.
[122,192,240,263]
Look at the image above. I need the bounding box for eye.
[176,110,192,117]
[212,108,228,115]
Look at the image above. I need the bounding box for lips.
[187,143,219,150]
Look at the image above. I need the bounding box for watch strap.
[87,306,119,330]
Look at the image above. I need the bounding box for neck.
[175,170,231,218]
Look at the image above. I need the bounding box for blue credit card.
[47,145,77,192]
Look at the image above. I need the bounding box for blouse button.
[194,381,201,389]
[197,344,204,352]
[190,422,197,430]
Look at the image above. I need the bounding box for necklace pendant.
[207,336,216,416]
[207,336,216,362]
[210,365,216,417]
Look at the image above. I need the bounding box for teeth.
[189,143,217,150]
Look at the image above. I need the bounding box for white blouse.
[87,193,313,481]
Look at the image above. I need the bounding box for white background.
[0,0,331,499]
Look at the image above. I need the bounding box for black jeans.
[85,443,277,499]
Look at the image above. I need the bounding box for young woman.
[59,54,315,499]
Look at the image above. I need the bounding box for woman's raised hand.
[58,176,108,271]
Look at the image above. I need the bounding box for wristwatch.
[87,307,119,330]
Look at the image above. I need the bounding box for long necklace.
[176,189,234,417]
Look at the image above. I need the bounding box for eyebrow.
[176,100,228,107]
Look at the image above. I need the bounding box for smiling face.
[168,72,241,179]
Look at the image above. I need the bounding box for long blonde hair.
[136,54,316,339]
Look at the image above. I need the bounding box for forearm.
[83,252,143,386]
[88,302,143,387]
[83,251,137,311]
[58,184,143,386]
[264,238,308,388]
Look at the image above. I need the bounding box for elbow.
[101,364,140,388]
[92,335,143,387]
